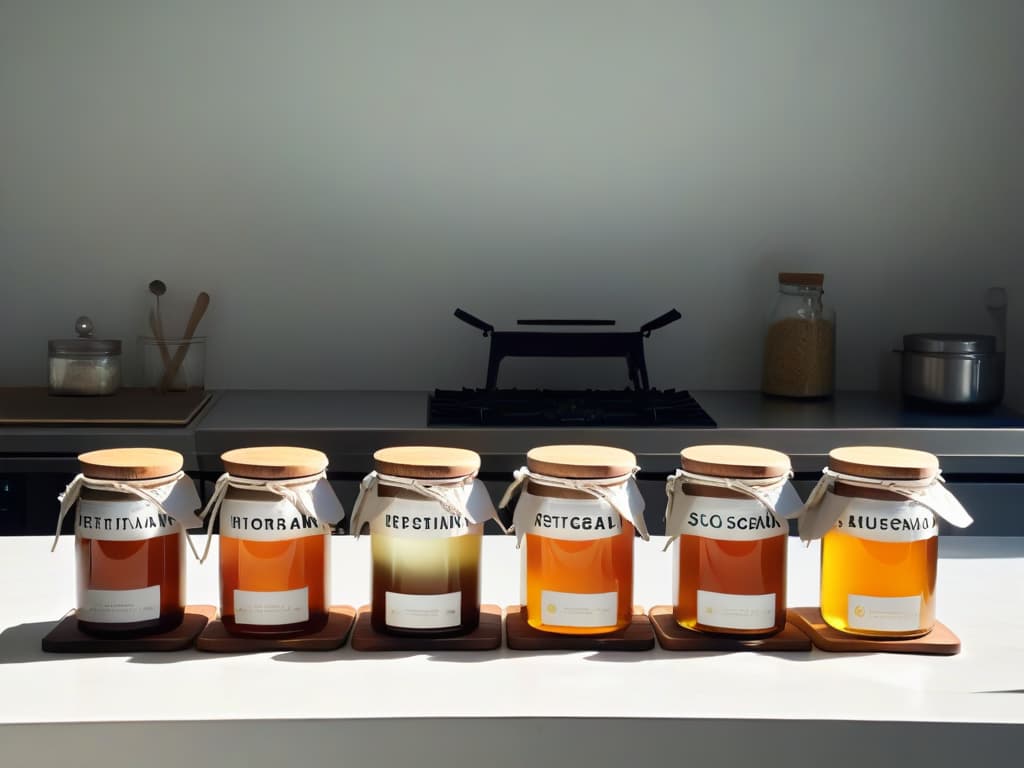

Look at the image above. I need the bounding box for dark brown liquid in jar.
[75,488,185,637]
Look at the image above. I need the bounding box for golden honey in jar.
[351,447,492,636]
[807,446,972,638]
[504,445,647,635]
[59,448,201,637]
[208,446,341,638]
[665,445,795,637]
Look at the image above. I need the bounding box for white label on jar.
[696,590,777,631]
[671,496,787,542]
[832,497,937,543]
[220,499,329,542]
[385,591,462,629]
[847,594,923,632]
[369,498,482,540]
[79,585,161,624]
[514,492,623,542]
[234,587,310,625]
[76,499,181,542]
[539,590,618,628]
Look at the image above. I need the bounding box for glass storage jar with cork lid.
[664,445,800,636]
[762,272,835,398]
[200,446,345,638]
[349,446,499,636]
[499,445,648,635]
[799,446,973,637]
[54,448,202,636]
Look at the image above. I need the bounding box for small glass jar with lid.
[54,448,202,636]
[350,446,498,636]
[665,445,799,637]
[762,272,835,398]
[48,316,122,396]
[500,445,647,635]
[201,446,344,638]
[799,446,973,638]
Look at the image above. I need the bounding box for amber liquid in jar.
[524,519,634,635]
[371,534,481,635]
[219,533,330,637]
[819,484,936,638]
[75,489,185,637]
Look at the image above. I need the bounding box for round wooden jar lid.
[828,446,939,481]
[374,446,480,480]
[527,445,636,479]
[78,448,184,481]
[680,445,791,479]
[221,446,328,480]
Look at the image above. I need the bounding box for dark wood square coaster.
[505,605,655,651]
[350,604,503,651]
[648,605,811,651]
[195,605,356,652]
[788,607,961,655]
[41,605,216,653]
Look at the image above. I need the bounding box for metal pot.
[901,333,1004,407]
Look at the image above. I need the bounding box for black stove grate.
[428,389,716,427]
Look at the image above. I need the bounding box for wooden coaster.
[505,605,655,651]
[648,606,811,651]
[350,604,502,651]
[195,605,355,652]
[41,605,215,653]
[788,607,961,655]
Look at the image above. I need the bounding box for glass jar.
[66,448,197,636]
[212,447,335,638]
[351,446,489,637]
[762,272,835,398]
[665,445,793,637]
[809,446,972,638]
[505,445,647,635]
[48,316,121,396]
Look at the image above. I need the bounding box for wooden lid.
[221,446,328,480]
[527,445,636,479]
[828,446,939,480]
[779,272,824,286]
[78,448,183,481]
[680,445,791,479]
[374,446,480,480]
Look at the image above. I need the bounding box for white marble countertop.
[1,535,1022,767]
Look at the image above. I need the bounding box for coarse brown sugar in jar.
[64,448,198,637]
[665,445,795,637]
[803,446,973,638]
[502,445,647,636]
[208,446,339,638]
[351,446,491,637]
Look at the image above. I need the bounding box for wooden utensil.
[148,308,173,370]
[159,292,210,392]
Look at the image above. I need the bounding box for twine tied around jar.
[53,471,203,559]
[797,467,974,542]
[198,472,333,562]
[662,469,795,551]
[349,471,506,537]
[499,466,649,541]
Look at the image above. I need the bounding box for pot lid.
[903,333,996,354]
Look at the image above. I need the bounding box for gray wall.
[2,1,1022,404]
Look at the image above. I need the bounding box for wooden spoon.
[159,292,210,391]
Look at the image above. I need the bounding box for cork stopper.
[221,446,328,480]
[778,272,824,287]
[680,444,791,479]
[527,445,636,479]
[828,446,939,481]
[374,446,480,480]
[78,448,184,481]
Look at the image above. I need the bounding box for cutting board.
[0,387,212,426]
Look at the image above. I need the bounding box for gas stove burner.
[428,389,716,427]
